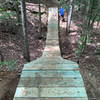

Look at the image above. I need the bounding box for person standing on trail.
[59,6,65,22]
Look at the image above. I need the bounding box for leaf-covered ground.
[0,3,47,100]
[59,12,100,100]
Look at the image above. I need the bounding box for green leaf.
[0,60,17,71]
[98,57,100,61]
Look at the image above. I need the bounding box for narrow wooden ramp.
[13,8,88,100]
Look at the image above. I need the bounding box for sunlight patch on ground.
[87,43,100,47]
[93,22,100,29]
[44,46,60,52]
[60,21,66,28]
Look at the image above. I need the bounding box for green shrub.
[0,60,17,71]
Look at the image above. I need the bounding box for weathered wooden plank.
[18,77,84,87]
[41,88,88,98]
[14,87,88,98]
[47,34,59,39]
[48,25,58,30]
[21,70,82,78]
[14,87,38,97]
[14,97,88,100]
[48,26,58,38]
[48,21,58,25]
[46,39,59,46]
[23,63,79,70]
[48,23,58,26]
[23,57,77,65]
[43,45,60,52]
[42,52,61,57]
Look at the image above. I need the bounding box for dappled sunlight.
[60,21,66,28]
[70,22,78,32]
[93,22,100,29]
[0,0,100,99]
[44,46,60,52]
[48,8,58,23]
[87,43,100,47]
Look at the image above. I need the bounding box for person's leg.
[61,15,63,20]
[61,15,65,22]
[62,15,65,22]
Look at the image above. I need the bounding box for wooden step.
[46,39,59,45]
[23,63,79,70]
[20,70,82,78]
[23,57,77,65]
[14,98,88,100]
[43,45,60,53]
[14,87,88,98]
[42,52,61,57]
[18,77,84,87]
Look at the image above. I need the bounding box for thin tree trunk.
[66,0,73,33]
[88,0,94,27]
[38,0,41,36]
[0,50,4,62]
[82,0,90,25]
[90,13,98,28]
[20,0,30,62]
[58,6,60,33]
[15,3,20,23]
[97,21,100,26]
[81,0,90,53]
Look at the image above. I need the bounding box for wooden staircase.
[13,8,88,100]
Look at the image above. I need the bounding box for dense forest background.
[0,0,100,100]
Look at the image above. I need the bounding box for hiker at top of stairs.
[59,6,65,22]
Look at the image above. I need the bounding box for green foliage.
[98,57,100,61]
[0,60,17,71]
[76,25,89,55]
[0,0,21,24]
[95,48,100,55]
[76,34,87,55]
[13,0,20,6]
[16,22,22,26]
[60,0,69,11]
[60,0,100,58]
[60,0,64,5]
[0,11,16,21]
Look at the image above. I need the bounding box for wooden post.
[20,0,30,62]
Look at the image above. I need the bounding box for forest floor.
[0,4,100,100]
[60,12,100,100]
[0,3,47,100]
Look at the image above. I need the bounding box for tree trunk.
[90,13,98,28]
[38,0,41,36]
[88,0,94,27]
[15,2,20,23]
[66,0,73,33]
[97,21,100,26]
[0,50,4,62]
[82,0,90,25]
[58,6,60,33]
[81,0,91,54]
[20,0,30,62]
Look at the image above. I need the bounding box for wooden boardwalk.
[13,8,88,100]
